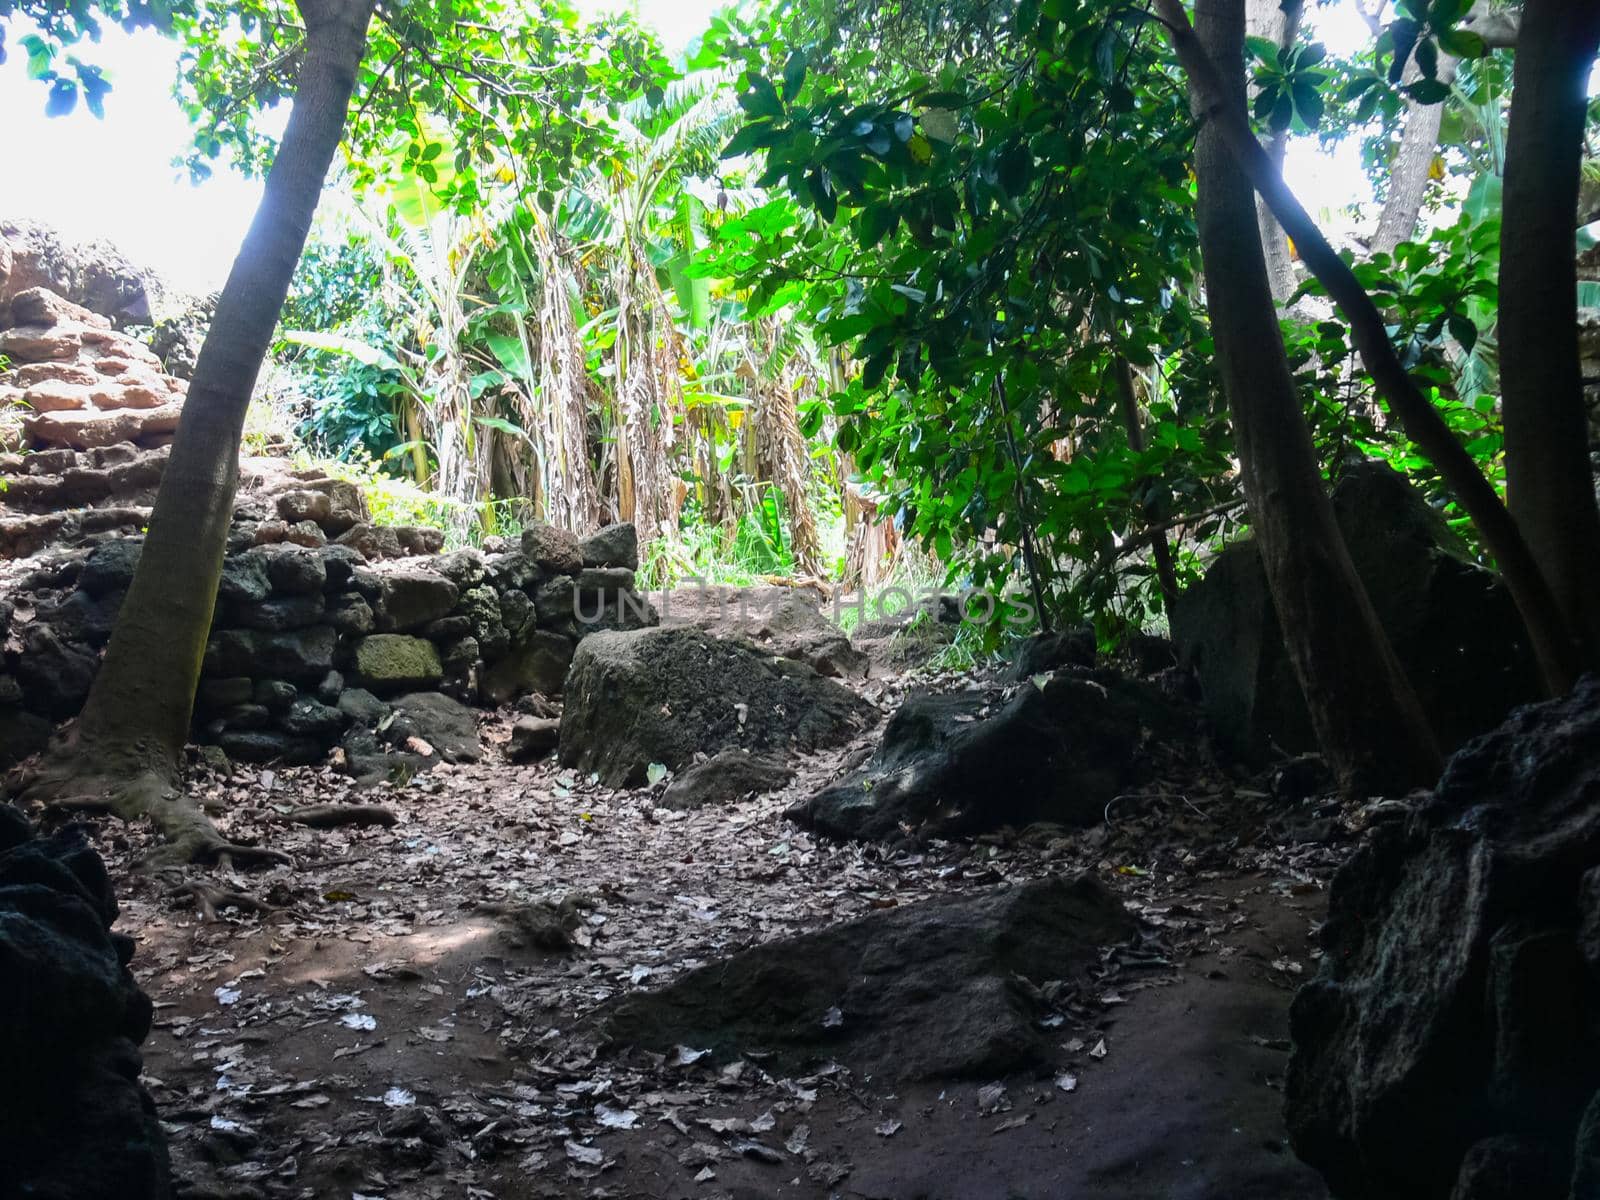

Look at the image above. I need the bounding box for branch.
[1150,0,1579,692]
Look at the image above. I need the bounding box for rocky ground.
[33,640,1365,1200]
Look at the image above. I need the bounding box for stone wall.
[0,282,657,771]
[2,516,655,770]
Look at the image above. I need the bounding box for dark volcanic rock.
[521,522,583,574]
[0,807,172,1199]
[1285,675,1600,1200]
[387,692,481,763]
[1173,462,1543,757]
[204,626,336,682]
[580,521,638,570]
[77,536,142,597]
[17,625,98,717]
[506,715,561,763]
[559,627,872,788]
[661,750,794,810]
[658,584,866,678]
[0,708,52,768]
[602,874,1135,1080]
[480,631,576,704]
[792,672,1184,841]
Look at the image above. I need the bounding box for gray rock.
[16,626,97,718]
[0,675,21,706]
[581,522,638,570]
[559,627,871,788]
[306,477,367,534]
[219,703,272,731]
[233,593,325,632]
[276,489,331,527]
[316,670,344,705]
[440,636,480,679]
[213,730,323,765]
[459,585,508,659]
[1173,463,1543,756]
[657,584,863,678]
[197,677,253,710]
[253,680,297,713]
[791,672,1186,841]
[336,688,389,728]
[40,588,122,646]
[480,631,575,704]
[203,626,336,682]
[534,575,579,635]
[499,588,535,643]
[434,548,487,589]
[601,873,1135,1081]
[77,537,141,597]
[1286,676,1600,1200]
[217,552,271,604]
[421,614,473,641]
[259,545,327,596]
[278,697,347,738]
[395,525,445,555]
[521,522,583,574]
[506,715,561,762]
[317,544,364,590]
[388,692,481,763]
[326,593,375,636]
[335,523,401,560]
[375,568,459,632]
[0,708,51,768]
[351,634,443,693]
[576,567,636,593]
[0,810,173,1198]
[661,751,794,810]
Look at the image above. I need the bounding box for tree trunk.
[1372,61,1457,256]
[1185,0,1442,795]
[16,0,376,859]
[1498,0,1600,658]
[1247,0,1303,303]
[1111,357,1180,616]
[1154,0,1586,694]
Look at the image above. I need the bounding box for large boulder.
[374,567,458,632]
[580,521,638,570]
[602,873,1136,1081]
[203,626,335,682]
[1172,463,1543,757]
[1285,676,1600,1200]
[791,671,1187,842]
[658,584,867,679]
[559,626,872,787]
[387,692,482,763]
[0,806,172,1199]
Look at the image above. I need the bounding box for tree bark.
[1247,0,1303,303]
[16,0,376,855]
[1372,57,1458,256]
[1154,0,1586,694]
[1498,0,1600,658]
[1111,356,1180,616]
[1185,0,1442,795]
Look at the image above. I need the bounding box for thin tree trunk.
[1154,0,1585,694]
[17,0,375,860]
[1185,0,1442,795]
[1372,57,1458,257]
[1112,357,1180,615]
[1498,0,1600,658]
[1247,0,1303,303]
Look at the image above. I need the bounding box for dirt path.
[80,709,1339,1200]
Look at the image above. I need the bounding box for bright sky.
[0,0,1367,295]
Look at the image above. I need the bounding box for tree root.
[167,881,276,922]
[280,803,397,829]
[9,740,290,871]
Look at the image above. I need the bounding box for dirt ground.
[67,678,1344,1200]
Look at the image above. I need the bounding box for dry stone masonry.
[1,281,658,772]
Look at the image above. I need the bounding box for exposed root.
[11,738,290,871]
[279,803,397,829]
[167,881,276,922]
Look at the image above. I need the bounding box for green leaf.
[1245,35,1281,64]
[1404,78,1451,104]
[1291,80,1324,128]
[782,50,807,100]
[1436,27,1486,58]
[1447,313,1477,353]
[645,762,669,786]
